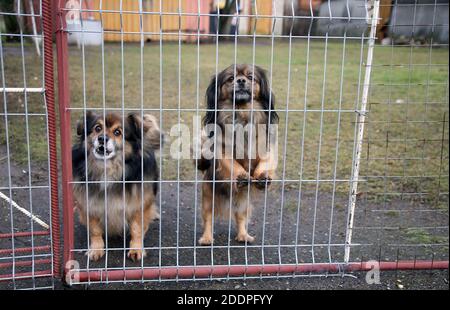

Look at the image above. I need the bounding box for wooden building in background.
[89,0,211,42]
[85,0,284,42]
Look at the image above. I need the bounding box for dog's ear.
[256,66,279,125]
[76,111,97,138]
[203,75,220,126]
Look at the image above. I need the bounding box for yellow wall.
[254,0,273,35]
[90,0,211,42]
[89,0,275,41]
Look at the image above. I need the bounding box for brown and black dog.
[72,112,162,261]
[197,64,279,245]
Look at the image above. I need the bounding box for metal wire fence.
[0,0,448,289]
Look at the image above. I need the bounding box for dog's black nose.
[236,78,246,85]
[98,135,109,144]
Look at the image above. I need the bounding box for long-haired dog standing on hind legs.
[72,111,163,261]
[197,64,279,245]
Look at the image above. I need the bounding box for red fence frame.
[51,0,449,285]
[44,0,61,279]
[54,0,75,274]
[69,261,450,283]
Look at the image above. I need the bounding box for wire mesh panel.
[51,0,449,285]
[0,0,59,289]
[352,0,449,266]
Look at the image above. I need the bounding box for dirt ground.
[0,151,448,290]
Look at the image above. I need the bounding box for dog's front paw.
[235,233,255,243]
[86,238,105,261]
[127,248,146,262]
[253,172,272,190]
[198,235,214,246]
[86,248,105,261]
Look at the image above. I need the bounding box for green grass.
[386,210,400,217]
[1,39,448,204]
[405,228,449,245]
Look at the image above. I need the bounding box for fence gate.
[0,0,60,289]
[0,0,448,289]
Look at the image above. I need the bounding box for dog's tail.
[142,114,164,152]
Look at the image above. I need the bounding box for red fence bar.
[360,261,450,271]
[0,259,52,269]
[54,0,75,273]
[43,0,61,279]
[73,261,450,283]
[0,246,51,256]
[0,231,50,239]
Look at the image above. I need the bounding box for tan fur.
[199,65,278,246]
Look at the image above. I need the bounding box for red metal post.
[54,0,75,276]
[42,0,61,279]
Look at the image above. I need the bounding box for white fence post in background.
[344,0,380,264]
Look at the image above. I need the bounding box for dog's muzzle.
[93,136,115,160]
[234,85,251,102]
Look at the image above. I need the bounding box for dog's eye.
[94,125,102,133]
[113,129,121,137]
[247,75,254,81]
[228,76,234,82]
